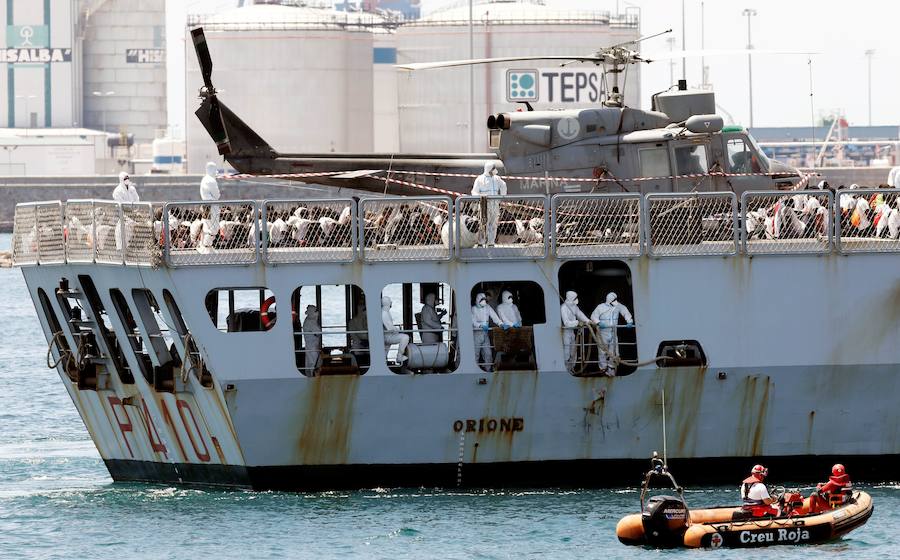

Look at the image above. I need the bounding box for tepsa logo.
[506,70,538,102]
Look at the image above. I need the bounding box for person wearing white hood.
[472,292,503,370]
[471,162,507,246]
[560,291,590,370]
[382,296,409,364]
[590,292,634,376]
[302,305,321,376]
[496,290,522,328]
[112,172,139,203]
[199,162,221,249]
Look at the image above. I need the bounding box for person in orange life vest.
[809,464,852,512]
[740,464,779,517]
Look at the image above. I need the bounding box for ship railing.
[566,324,637,374]
[358,196,453,262]
[12,201,64,266]
[740,190,834,255]
[551,193,643,259]
[261,199,357,263]
[645,192,739,257]
[454,195,548,260]
[385,326,455,364]
[163,200,260,267]
[80,200,155,265]
[834,188,900,254]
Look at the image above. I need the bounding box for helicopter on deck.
[190,27,802,196]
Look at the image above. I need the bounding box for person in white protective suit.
[590,292,634,376]
[382,296,409,364]
[496,290,522,328]
[199,162,221,248]
[560,291,590,370]
[302,305,321,375]
[472,292,503,370]
[419,292,447,344]
[112,172,140,202]
[471,162,507,246]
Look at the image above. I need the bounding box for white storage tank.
[185,2,377,173]
[396,0,640,153]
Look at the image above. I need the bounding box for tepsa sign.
[504,67,604,104]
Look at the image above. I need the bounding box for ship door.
[671,140,711,192]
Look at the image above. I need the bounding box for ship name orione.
[452,418,524,433]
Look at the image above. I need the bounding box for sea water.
[0,233,895,559]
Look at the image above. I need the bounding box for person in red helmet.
[809,464,853,512]
[740,464,779,517]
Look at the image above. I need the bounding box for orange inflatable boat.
[616,462,873,548]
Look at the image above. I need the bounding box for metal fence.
[64,200,95,263]
[552,194,643,258]
[93,200,126,264]
[646,192,738,257]
[836,189,900,254]
[455,195,547,260]
[741,191,833,255]
[164,200,260,266]
[359,196,452,262]
[262,199,356,263]
[123,203,156,265]
[12,203,41,265]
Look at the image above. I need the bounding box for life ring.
[260,296,277,330]
[260,297,297,330]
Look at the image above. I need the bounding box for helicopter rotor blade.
[191,27,215,91]
[643,48,819,62]
[396,55,610,71]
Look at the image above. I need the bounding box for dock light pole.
[14,94,36,135]
[742,8,757,128]
[865,49,874,126]
[92,90,115,133]
[468,0,474,153]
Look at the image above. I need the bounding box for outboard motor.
[641,495,690,547]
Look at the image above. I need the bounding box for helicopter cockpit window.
[639,146,670,178]
[727,138,763,174]
[674,145,708,176]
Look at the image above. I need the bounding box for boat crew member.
[419,292,446,344]
[348,300,369,366]
[590,292,634,376]
[560,291,590,371]
[112,172,140,202]
[740,464,778,517]
[382,296,409,364]
[302,305,321,375]
[471,162,507,246]
[810,464,852,512]
[496,290,522,329]
[472,292,502,370]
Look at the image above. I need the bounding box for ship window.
[656,340,707,367]
[674,144,708,175]
[78,275,134,385]
[639,146,670,178]
[110,289,154,384]
[131,289,180,392]
[381,282,458,374]
[291,284,367,377]
[164,290,212,388]
[205,288,275,333]
[469,281,544,372]
[557,260,637,377]
[727,138,762,173]
[38,288,75,382]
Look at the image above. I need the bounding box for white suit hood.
[200,162,220,201]
[606,292,618,305]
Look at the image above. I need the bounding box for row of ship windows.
[37,261,709,391]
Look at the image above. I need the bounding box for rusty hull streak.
[474,371,540,463]
[296,375,360,465]
[667,367,707,457]
[734,375,771,457]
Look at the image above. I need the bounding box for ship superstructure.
[12,187,900,489]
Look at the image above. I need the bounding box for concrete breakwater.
[0,175,346,232]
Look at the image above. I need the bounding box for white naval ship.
[9,29,900,489]
[12,180,900,489]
